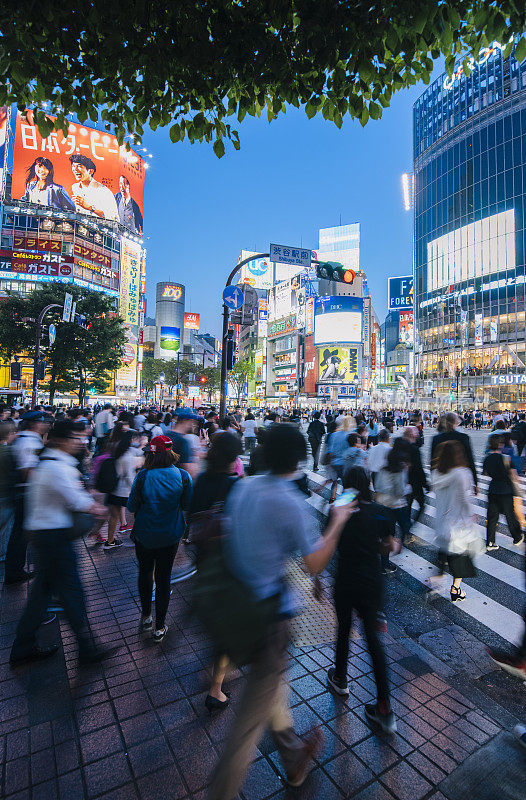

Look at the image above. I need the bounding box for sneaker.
[153,626,168,642]
[514,724,526,749]
[119,524,131,533]
[139,616,153,633]
[381,563,397,575]
[365,703,397,734]
[486,543,499,551]
[513,533,525,546]
[404,535,416,545]
[91,531,105,544]
[327,667,349,696]
[376,612,388,633]
[286,728,324,787]
[103,538,123,550]
[487,648,526,681]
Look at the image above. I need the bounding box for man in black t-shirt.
[483,434,523,549]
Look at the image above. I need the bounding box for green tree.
[228,360,255,403]
[203,365,221,402]
[0,285,126,404]
[140,358,167,402]
[1,3,525,154]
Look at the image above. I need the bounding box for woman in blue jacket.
[128,435,192,641]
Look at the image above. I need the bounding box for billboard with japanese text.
[318,347,359,384]
[119,238,141,325]
[11,111,145,234]
[184,312,200,330]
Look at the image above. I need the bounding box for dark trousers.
[5,493,29,581]
[308,437,322,470]
[135,541,177,628]
[11,530,90,657]
[486,493,521,545]
[333,590,390,706]
[407,486,426,524]
[244,437,256,455]
[380,506,411,568]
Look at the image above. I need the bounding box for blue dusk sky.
[140,65,443,338]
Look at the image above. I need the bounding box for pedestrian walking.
[105,430,143,550]
[366,428,391,488]
[0,419,17,561]
[403,425,429,528]
[375,438,412,574]
[327,466,399,733]
[206,424,354,798]
[431,412,478,493]
[9,420,112,665]
[307,411,325,471]
[128,435,192,641]
[241,412,258,455]
[483,434,524,550]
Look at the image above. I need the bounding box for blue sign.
[388,276,413,310]
[223,285,244,310]
[270,243,312,268]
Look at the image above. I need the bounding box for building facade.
[413,42,526,409]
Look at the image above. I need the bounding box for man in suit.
[114,175,143,234]
[430,412,478,493]
[403,426,429,528]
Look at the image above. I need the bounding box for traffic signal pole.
[219,253,269,420]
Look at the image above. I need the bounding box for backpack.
[95,456,118,494]
[189,502,280,667]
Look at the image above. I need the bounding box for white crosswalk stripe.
[302,464,525,647]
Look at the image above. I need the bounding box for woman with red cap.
[127,435,192,641]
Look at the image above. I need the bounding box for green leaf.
[213,138,225,158]
[515,38,526,64]
[169,123,181,142]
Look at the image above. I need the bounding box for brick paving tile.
[127,735,174,778]
[328,710,371,747]
[391,719,426,749]
[97,785,139,800]
[390,687,421,711]
[450,716,491,744]
[433,693,471,716]
[446,688,476,709]
[55,739,80,775]
[136,765,187,800]
[83,750,133,798]
[406,750,447,784]
[424,698,460,724]
[119,710,164,748]
[30,722,53,752]
[352,784,397,800]
[380,760,433,800]
[290,674,326,701]
[4,756,30,795]
[76,702,117,734]
[418,741,457,774]
[57,768,84,800]
[398,712,437,741]
[465,710,501,737]
[352,735,400,774]
[291,703,324,736]
[80,724,123,764]
[6,729,29,761]
[430,732,470,763]
[323,750,375,795]
[241,756,283,800]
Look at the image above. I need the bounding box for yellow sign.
[119,238,141,325]
[162,285,183,300]
[318,347,359,384]
[116,325,138,388]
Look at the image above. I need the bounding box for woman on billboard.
[22,157,76,212]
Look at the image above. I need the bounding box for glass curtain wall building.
[413,41,526,409]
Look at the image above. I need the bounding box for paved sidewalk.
[0,537,524,800]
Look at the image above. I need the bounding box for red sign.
[303,335,317,395]
[12,110,145,234]
[398,310,414,345]
[0,249,73,276]
[184,312,200,330]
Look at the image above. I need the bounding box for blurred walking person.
[483,434,524,550]
[307,411,325,472]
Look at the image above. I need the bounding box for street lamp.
[159,371,165,412]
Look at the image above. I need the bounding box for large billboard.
[11,111,145,234]
[318,347,359,384]
[303,335,317,395]
[388,276,413,309]
[314,296,363,345]
[398,310,414,347]
[239,252,273,290]
[0,106,8,188]
[184,312,200,330]
[119,238,141,325]
[160,326,181,357]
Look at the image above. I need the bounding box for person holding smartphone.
[327,466,400,734]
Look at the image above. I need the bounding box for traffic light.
[226,331,235,371]
[316,261,356,284]
[200,375,207,384]
[10,361,21,381]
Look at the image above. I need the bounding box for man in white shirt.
[10,420,110,666]
[4,411,51,584]
[367,429,391,488]
[94,403,114,450]
[69,154,119,221]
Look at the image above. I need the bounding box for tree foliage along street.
[228,360,255,402]
[140,357,216,397]
[0,285,126,404]
[1,3,525,155]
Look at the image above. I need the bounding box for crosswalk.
[302,460,525,648]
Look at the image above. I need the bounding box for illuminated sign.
[314,296,363,346]
[268,314,297,338]
[491,373,526,385]
[388,276,413,310]
[443,40,512,91]
[159,326,180,357]
[184,312,200,330]
[318,347,359,384]
[119,238,140,325]
[162,285,183,300]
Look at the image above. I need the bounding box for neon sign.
[162,285,183,300]
[443,39,513,91]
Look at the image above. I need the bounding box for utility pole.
[31,304,61,409]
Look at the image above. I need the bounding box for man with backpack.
[206,424,354,799]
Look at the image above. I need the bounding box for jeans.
[208,619,305,800]
[333,590,390,706]
[244,437,256,455]
[5,493,29,580]
[135,541,177,628]
[0,502,14,561]
[486,493,521,545]
[380,506,411,568]
[11,530,90,656]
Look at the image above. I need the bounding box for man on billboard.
[69,154,119,221]
[114,175,143,234]
[21,156,76,212]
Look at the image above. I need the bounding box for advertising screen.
[160,326,181,357]
[184,312,200,330]
[318,347,359,384]
[11,111,145,234]
[116,325,138,388]
[0,106,8,188]
[314,296,363,345]
[388,276,413,310]
[303,335,317,395]
[119,238,141,325]
[240,253,273,290]
[398,310,414,346]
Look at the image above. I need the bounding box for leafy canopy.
[1,2,525,155]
